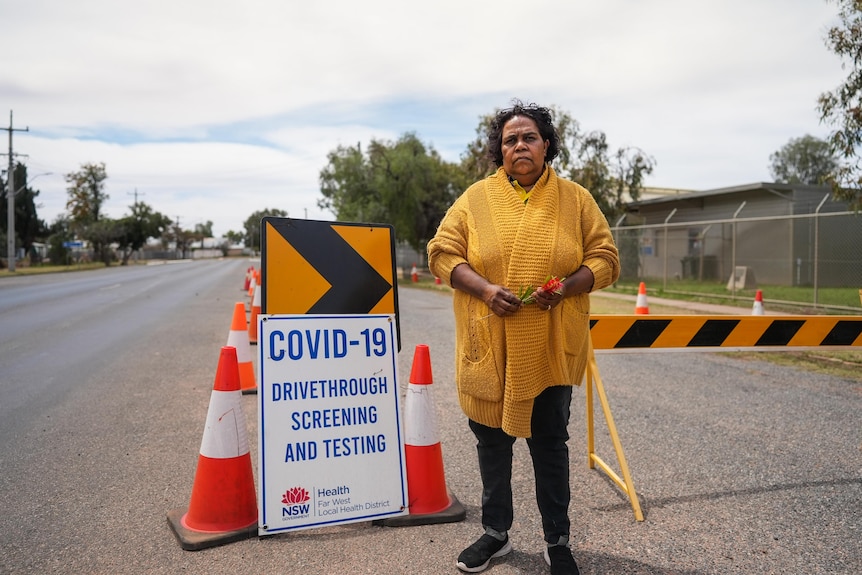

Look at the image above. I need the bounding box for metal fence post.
[730,202,747,298]
[812,194,829,308]
[663,209,676,290]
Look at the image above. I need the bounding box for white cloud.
[1,0,847,236]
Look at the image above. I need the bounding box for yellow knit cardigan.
[427,166,620,437]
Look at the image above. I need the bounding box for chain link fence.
[612,201,862,312]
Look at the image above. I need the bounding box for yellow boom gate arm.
[584,315,862,522]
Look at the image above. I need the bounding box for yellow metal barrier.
[584,338,644,521]
[583,314,862,523]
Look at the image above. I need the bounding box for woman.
[427,101,620,575]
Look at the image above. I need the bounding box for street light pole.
[14,171,52,196]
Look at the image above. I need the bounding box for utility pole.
[4,111,29,272]
[175,215,182,259]
[127,188,144,261]
[128,187,144,206]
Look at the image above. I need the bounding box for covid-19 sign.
[257,314,408,534]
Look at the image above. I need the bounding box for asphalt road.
[0,258,859,574]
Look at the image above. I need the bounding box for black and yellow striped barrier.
[585,313,862,523]
[589,315,862,351]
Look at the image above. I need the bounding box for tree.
[114,201,172,265]
[224,230,245,245]
[65,162,112,264]
[460,122,497,183]
[318,143,377,221]
[193,221,213,240]
[65,162,109,223]
[87,219,121,265]
[160,219,195,259]
[818,0,862,209]
[1,162,48,264]
[769,135,838,185]
[244,208,288,251]
[46,215,74,265]
[365,133,464,251]
[319,133,465,252]
[567,132,655,222]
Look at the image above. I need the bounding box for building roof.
[622,181,847,223]
[628,182,832,208]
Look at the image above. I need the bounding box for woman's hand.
[532,284,563,311]
[482,285,523,317]
[533,266,594,311]
[451,263,523,317]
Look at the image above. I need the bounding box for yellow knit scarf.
[470,167,565,435]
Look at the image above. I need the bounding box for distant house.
[620,182,861,288]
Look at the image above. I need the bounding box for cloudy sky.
[1,0,846,237]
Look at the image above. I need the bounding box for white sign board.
[257,314,408,535]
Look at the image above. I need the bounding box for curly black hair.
[487,100,561,168]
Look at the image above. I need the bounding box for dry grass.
[730,350,862,382]
[0,262,106,277]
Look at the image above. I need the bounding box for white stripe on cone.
[404,384,440,447]
[226,329,252,363]
[252,283,261,308]
[199,389,250,459]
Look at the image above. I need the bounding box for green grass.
[607,280,862,311]
[0,262,107,277]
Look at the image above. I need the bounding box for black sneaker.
[543,545,580,575]
[456,533,512,573]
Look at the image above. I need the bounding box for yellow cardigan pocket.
[561,298,591,385]
[456,309,504,402]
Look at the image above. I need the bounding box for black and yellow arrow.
[261,218,397,316]
[589,315,862,351]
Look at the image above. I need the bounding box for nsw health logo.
[282,486,311,519]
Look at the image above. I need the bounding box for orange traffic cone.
[411,264,418,283]
[752,289,764,315]
[227,302,257,394]
[248,282,261,345]
[167,346,258,550]
[634,282,649,314]
[378,344,465,527]
[247,269,257,298]
[242,266,252,292]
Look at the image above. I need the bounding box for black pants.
[469,385,573,544]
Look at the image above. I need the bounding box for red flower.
[517,275,564,305]
[541,276,564,294]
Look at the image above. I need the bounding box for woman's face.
[501,115,549,187]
